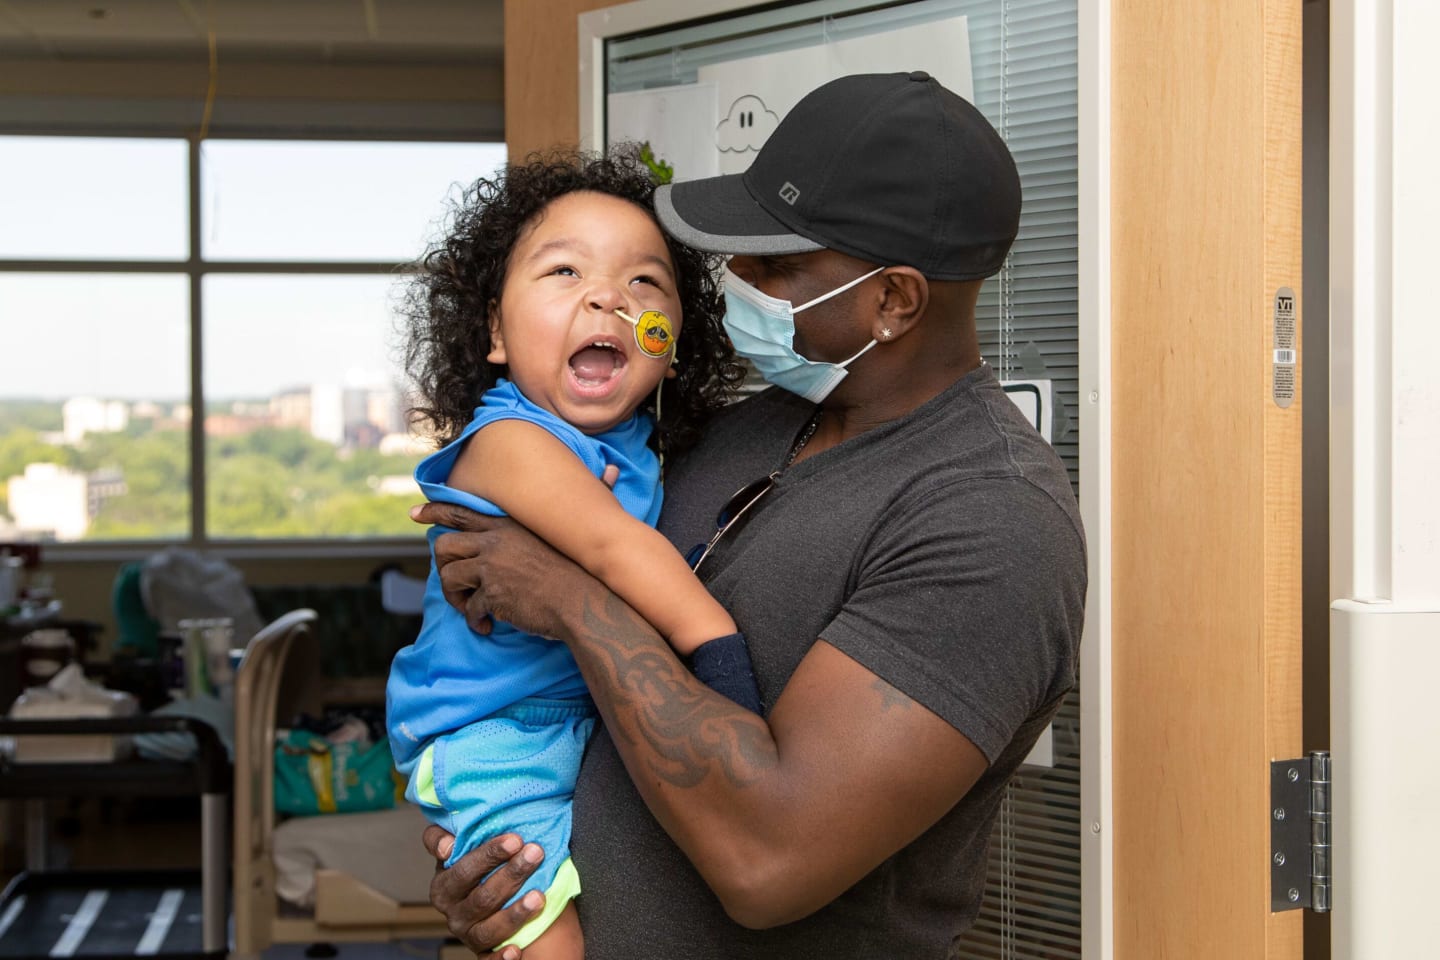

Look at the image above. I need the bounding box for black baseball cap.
[655,71,1021,281]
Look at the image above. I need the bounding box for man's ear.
[872,266,929,343]
[486,300,507,364]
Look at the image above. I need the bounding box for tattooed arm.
[415,504,990,929]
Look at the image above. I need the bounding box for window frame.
[0,128,493,560]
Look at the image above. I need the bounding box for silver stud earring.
[880,327,893,340]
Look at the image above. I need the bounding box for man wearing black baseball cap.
[420,73,1085,959]
[658,70,1021,280]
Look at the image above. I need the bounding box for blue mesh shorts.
[408,697,596,947]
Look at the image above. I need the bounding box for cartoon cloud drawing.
[716,95,781,154]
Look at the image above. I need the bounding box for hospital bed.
[231,609,449,957]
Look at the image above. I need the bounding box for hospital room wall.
[503,0,615,157]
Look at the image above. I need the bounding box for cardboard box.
[8,665,139,764]
[12,732,133,764]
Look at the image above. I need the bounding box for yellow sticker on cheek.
[634,309,675,358]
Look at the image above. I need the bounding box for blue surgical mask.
[722,265,886,403]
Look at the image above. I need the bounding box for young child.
[386,150,756,959]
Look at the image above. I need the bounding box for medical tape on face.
[614,308,676,358]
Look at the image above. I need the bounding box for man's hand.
[409,502,592,640]
[423,826,546,959]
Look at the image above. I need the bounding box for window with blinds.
[605,1,1080,956]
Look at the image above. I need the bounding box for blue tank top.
[386,379,661,768]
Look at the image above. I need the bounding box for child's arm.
[448,418,733,655]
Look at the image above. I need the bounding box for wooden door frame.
[1107,0,1303,957]
[1077,0,1113,954]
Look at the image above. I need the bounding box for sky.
[0,136,507,401]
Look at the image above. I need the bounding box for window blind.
[605,2,1081,955]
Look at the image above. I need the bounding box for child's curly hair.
[401,147,744,457]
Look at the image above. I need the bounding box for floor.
[260,942,445,960]
[1,798,449,960]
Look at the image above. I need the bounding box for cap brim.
[655,176,824,256]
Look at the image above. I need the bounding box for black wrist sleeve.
[687,632,763,715]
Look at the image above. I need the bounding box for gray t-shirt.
[572,364,1086,959]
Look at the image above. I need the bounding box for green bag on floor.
[274,730,404,816]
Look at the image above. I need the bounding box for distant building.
[7,463,105,540]
[305,384,341,446]
[206,412,272,437]
[63,397,129,444]
[345,421,383,450]
[264,385,405,449]
[270,388,312,431]
[86,468,127,518]
[366,389,406,436]
[227,400,271,418]
[7,463,129,541]
[379,432,431,457]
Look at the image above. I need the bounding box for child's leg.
[430,702,594,949]
[433,704,594,870]
[510,903,582,960]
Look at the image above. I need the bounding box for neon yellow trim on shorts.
[415,743,440,807]
[500,857,582,950]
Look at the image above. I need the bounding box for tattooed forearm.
[873,676,914,712]
[570,590,778,790]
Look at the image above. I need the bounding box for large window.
[0,136,506,546]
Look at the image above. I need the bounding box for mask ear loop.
[615,308,679,476]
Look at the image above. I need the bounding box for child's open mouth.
[568,340,628,388]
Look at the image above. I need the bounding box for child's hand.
[423,825,545,960]
[601,463,620,490]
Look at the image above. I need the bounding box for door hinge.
[1271,750,1331,913]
